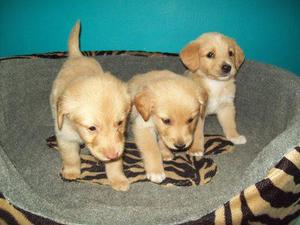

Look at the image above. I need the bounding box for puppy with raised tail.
[50,21,131,191]
[128,71,207,183]
[180,32,246,145]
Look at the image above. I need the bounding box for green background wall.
[0,0,300,75]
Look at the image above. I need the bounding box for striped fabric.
[46,134,234,186]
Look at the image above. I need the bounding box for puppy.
[50,21,131,191]
[128,70,207,183]
[180,32,246,144]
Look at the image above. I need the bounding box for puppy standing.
[50,21,131,191]
[180,33,246,144]
[129,71,207,183]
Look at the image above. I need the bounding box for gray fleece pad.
[0,54,299,225]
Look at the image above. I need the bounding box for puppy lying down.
[180,32,246,145]
[128,71,207,183]
[50,22,131,191]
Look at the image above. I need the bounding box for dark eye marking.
[206,51,215,58]
[88,126,96,131]
[187,117,194,124]
[117,120,123,126]
[229,50,234,57]
[161,118,171,125]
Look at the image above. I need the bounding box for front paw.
[188,148,204,157]
[227,135,247,145]
[110,177,130,192]
[146,172,166,183]
[162,151,174,161]
[61,168,81,180]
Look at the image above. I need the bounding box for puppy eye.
[206,52,215,58]
[229,50,234,57]
[117,120,123,126]
[161,118,171,125]
[88,126,97,131]
[187,117,194,124]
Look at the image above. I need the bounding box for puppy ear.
[233,41,245,69]
[56,97,66,130]
[180,42,200,71]
[198,89,208,119]
[133,89,153,121]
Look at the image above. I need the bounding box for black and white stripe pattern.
[181,146,300,225]
[46,135,234,187]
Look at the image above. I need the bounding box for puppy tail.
[68,20,83,57]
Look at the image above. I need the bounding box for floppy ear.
[198,89,208,119]
[233,41,245,69]
[133,89,153,121]
[180,42,200,71]
[56,97,66,130]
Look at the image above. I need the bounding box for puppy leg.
[188,118,205,157]
[158,138,174,161]
[106,158,129,191]
[217,104,246,144]
[57,138,81,180]
[134,126,166,183]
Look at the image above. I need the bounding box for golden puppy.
[50,21,131,191]
[128,71,207,183]
[180,32,246,144]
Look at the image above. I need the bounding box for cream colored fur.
[180,32,246,145]
[50,21,131,191]
[128,70,207,183]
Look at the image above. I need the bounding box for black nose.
[174,143,186,150]
[221,64,231,73]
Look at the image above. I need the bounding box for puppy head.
[134,78,206,151]
[57,75,131,161]
[180,33,244,81]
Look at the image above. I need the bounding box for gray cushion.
[0,54,299,225]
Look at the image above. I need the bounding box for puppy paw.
[146,172,166,183]
[227,135,247,145]
[162,152,174,161]
[110,177,130,192]
[188,148,204,157]
[61,168,81,180]
[188,150,204,157]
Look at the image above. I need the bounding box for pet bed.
[0,51,299,225]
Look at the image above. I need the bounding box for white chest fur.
[204,79,235,115]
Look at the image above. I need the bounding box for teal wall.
[0,0,300,75]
